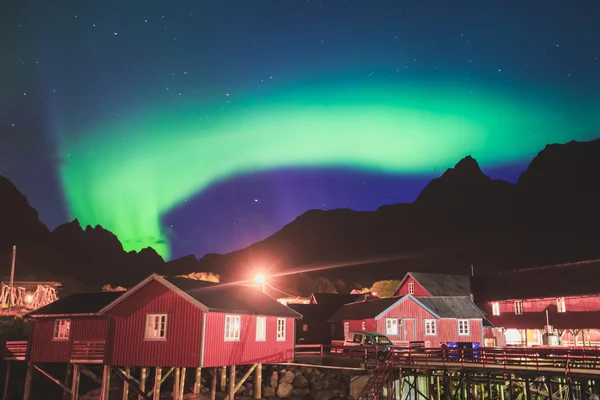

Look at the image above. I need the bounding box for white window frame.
[424,319,437,336]
[514,301,523,315]
[361,321,366,330]
[145,314,167,340]
[256,316,266,342]
[385,318,399,335]
[53,319,71,340]
[225,315,241,341]
[276,318,286,341]
[491,302,500,316]
[458,319,470,336]
[557,297,566,313]
[408,282,415,295]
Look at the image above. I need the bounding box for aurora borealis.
[2,0,599,259]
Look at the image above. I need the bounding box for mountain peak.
[453,155,483,176]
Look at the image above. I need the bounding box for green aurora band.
[58,81,600,259]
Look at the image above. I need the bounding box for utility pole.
[8,245,16,312]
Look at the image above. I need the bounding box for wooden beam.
[116,367,141,386]
[179,367,187,400]
[80,366,102,385]
[234,364,257,393]
[63,364,73,400]
[122,367,130,400]
[113,368,151,400]
[228,365,236,400]
[23,363,33,400]
[254,363,262,399]
[100,366,111,400]
[174,368,181,400]
[139,368,147,400]
[193,367,202,394]
[153,367,162,400]
[33,364,72,393]
[71,364,80,400]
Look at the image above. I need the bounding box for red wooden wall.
[345,319,377,333]
[29,317,109,363]
[393,277,430,297]
[105,279,203,368]
[480,294,600,316]
[202,313,294,367]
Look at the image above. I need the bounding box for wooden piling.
[179,367,187,400]
[220,366,227,392]
[3,361,11,400]
[139,367,148,400]
[211,368,218,400]
[255,363,262,399]
[71,364,80,400]
[122,367,130,400]
[154,367,163,399]
[194,367,202,394]
[228,365,236,400]
[100,365,111,400]
[23,363,33,400]
[174,367,181,399]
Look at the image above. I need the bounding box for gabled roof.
[27,292,122,317]
[471,259,600,302]
[310,293,362,306]
[397,272,471,296]
[99,274,301,318]
[414,296,486,319]
[328,297,404,321]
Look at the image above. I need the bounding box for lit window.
[276,318,286,341]
[302,324,308,332]
[408,282,414,295]
[458,319,470,336]
[424,319,437,336]
[557,298,566,313]
[385,318,398,335]
[492,302,500,316]
[514,301,523,315]
[256,316,266,341]
[53,319,70,340]
[145,314,167,340]
[225,315,241,341]
[361,321,366,330]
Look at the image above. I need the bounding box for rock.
[293,374,309,389]
[277,382,294,398]
[292,388,310,396]
[263,386,276,397]
[314,389,346,400]
[280,371,296,384]
[349,375,371,400]
[271,371,279,388]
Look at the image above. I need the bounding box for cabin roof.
[400,272,472,296]
[328,297,401,321]
[470,259,600,302]
[311,293,363,305]
[27,292,122,317]
[164,277,301,318]
[414,296,486,319]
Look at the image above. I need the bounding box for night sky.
[1,0,599,260]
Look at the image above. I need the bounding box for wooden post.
[220,366,227,392]
[100,365,111,400]
[63,364,73,400]
[211,368,217,400]
[179,367,187,400]
[154,367,163,400]
[23,363,33,400]
[228,365,236,400]
[193,367,202,394]
[71,364,81,400]
[122,367,130,400]
[254,364,262,399]
[174,368,181,400]
[3,361,11,400]
[139,367,148,400]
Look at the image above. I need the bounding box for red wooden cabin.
[26,292,122,364]
[329,295,485,347]
[472,259,600,346]
[99,274,301,368]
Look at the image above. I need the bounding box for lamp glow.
[255,274,265,284]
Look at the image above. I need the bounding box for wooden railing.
[70,341,105,363]
[294,345,600,375]
[2,341,27,361]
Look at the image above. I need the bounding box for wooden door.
[403,318,416,342]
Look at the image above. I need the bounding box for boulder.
[314,389,346,400]
[292,388,311,397]
[271,371,279,388]
[263,386,276,397]
[280,371,296,384]
[277,382,294,398]
[292,374,309,389]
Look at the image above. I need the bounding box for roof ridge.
[477,258,600,277]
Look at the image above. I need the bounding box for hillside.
[1,138,600,292]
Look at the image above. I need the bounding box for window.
[514,301,523,315]
[225,315,241,341]
[145,314,167,340]
[557,298,566,313]
[353,334,363,343]
[492,302,500,316]
[408,282,415,295]
[53,319,70,340]
[276,318,286,341]
[361,321,366,330]
[256,316,266,341]
[424,319,437,336]
[458,319,470,336]
[385,318,399,335]
[302,324,308,332]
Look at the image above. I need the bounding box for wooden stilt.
[122,367,130,400]
[211,368,217,400]
[3,361,11,400]
[100,365,111,400]
[154,367,163,399]
[254,363,262,399]
[220,366,227,392]
[71,364,81,400]
[228,365,236,400]
[139,367,148,400]
[179,367,187,400]
[23,363,33,400]
[193,367,202,394]
[63,364,73,400]
[174,367,181,400]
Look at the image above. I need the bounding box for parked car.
[343,331,393,362]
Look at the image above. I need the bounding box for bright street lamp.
[255,274,266,293]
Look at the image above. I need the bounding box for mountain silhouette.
[1,138,600,292]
